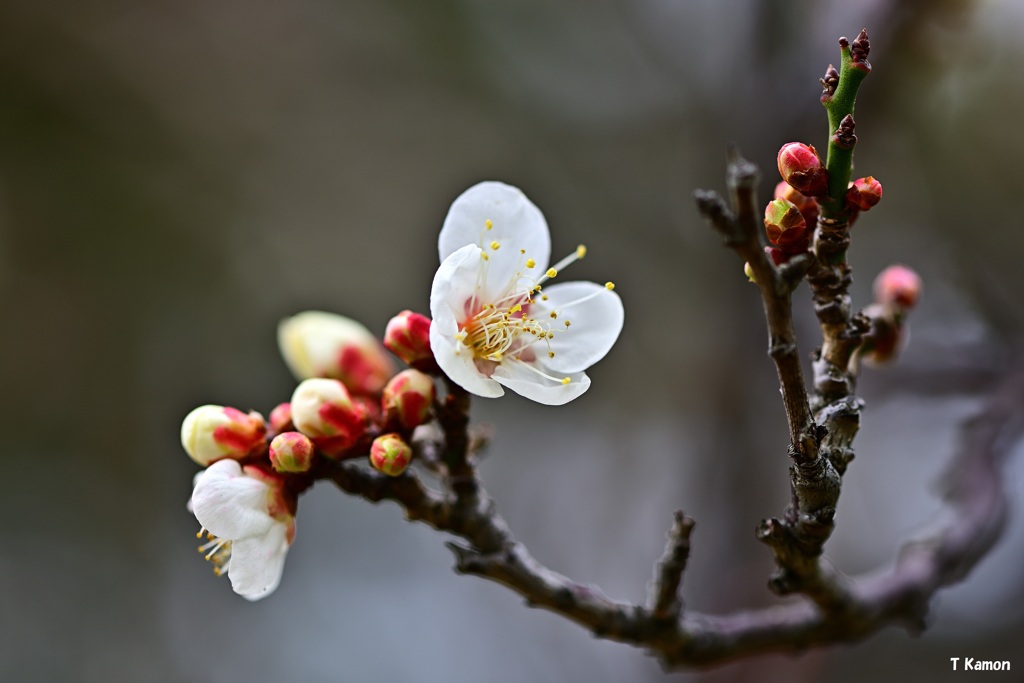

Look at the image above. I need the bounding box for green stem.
[822,44,869,216]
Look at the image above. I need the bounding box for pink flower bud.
[859,303,904,366]
[382,369,435,430]
[845,176,882,212]
[290,378,366,457]
[383,310,435,369]
[773,181,819,228]
[369,433,413,477]
[777,142,829,197]
[181,405,266,466]
[764,198,808,251]
[269,402,293,434]
[269,431,315,473]
[278,311,395,396]
[874,265,922,310]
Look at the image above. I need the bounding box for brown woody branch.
[696,150,843,605]
[325,352,1023,668]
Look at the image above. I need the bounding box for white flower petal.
[227,523,290,601]
[191,460,276,540]
[429,245,505,398]
[439,182,551,300]
[492,362,590,405]
[533,281,624,374]
[431,244,485,324]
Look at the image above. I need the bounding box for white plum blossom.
[429,181,623,405]
[190,459,296,601]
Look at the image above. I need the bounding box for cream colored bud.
[290,378,366,456]
[278,311,395,395]
[181,405,266,466]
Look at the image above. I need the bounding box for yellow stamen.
[561,377,571,385]
[485,219,493,229]
[549,311,557,319]
[605,282,615,290]
[546,268,557,279]
[526,258,536,269]
[576,244,587,259]
[490,241,500,250]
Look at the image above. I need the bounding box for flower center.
[197,527,232,577]
[454,223,615,386]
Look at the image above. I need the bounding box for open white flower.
[429,181,623,405]
[190,459,296,601]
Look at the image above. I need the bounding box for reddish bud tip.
[820,64,839,103]
[383,310,435,370]
[851,29,871,71]
[765,245,788,266]
[874,265,922,310]
[269,431,315,473]
[777,142,829,197]
[370,434,413,477]
[846,176,882,212]
[832,115,857,150]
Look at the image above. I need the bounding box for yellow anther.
[520,249,526,254]
[605,282,615,290]
[564,320,571,328]
[576,245,587,259]
[549,311,557,319]
[485,219,493,229]
[548,351,555,358]
[490,241,500,250]
[546,268,557,278]
[509,304,522,314]
[481,252,490,261]
[541,295,549,301]
[561,377,571,385]
[526,258,536,269]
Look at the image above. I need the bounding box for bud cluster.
[182,311,444,495]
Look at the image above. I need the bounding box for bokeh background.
[2,0,1023,681]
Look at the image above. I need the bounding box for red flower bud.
[874,265,922,310]
[382,369,435,430]
[383,310,435,370]
[777,142,829,197]
[845,176,882,212]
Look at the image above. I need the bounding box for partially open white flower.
[190,459,296,601]
[429,181,623,405]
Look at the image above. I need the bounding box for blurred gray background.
[2,0,1023,681]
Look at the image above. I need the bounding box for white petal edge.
[228,523,290,601]
[191,460,276,540]
[492,362,591,405]
[532,281,624,374]
[429,245,504,398]
[438,182,551,301]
